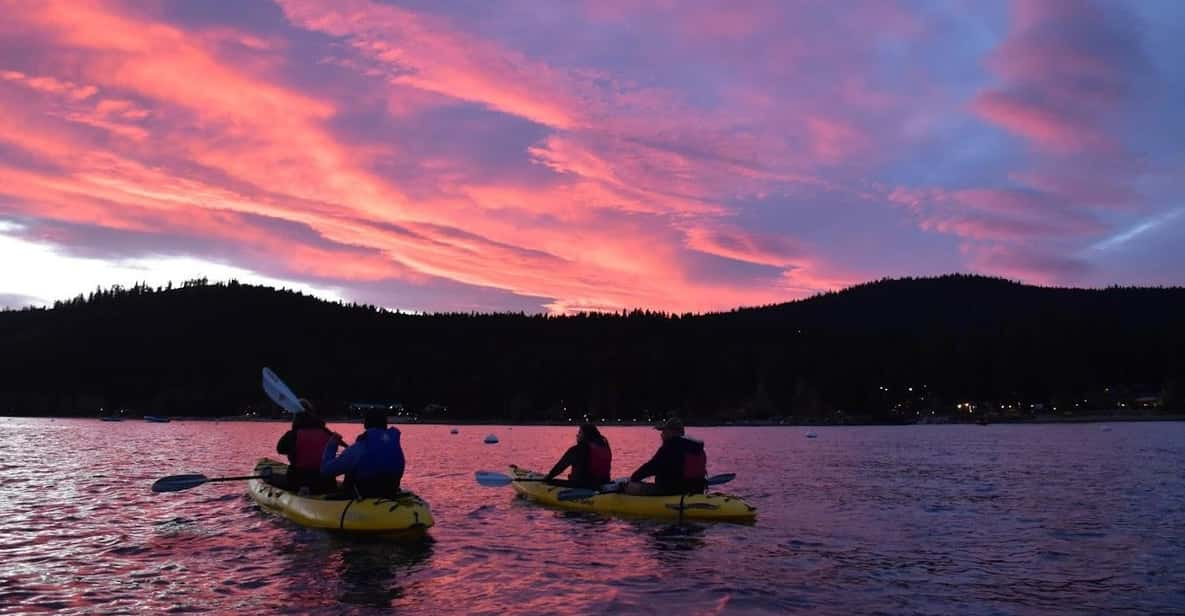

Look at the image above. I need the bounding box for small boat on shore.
[144,416,171,423]
[100,417,123,422]
[483,434,499,444]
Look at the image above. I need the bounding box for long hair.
[579,423,608,446]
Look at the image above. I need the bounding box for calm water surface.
[1,418,1183,615]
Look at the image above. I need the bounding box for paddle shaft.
[559,473,737,501]
[153,471,273,492]
[204,475,268,483]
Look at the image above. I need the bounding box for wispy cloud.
[1091,208,1185,252]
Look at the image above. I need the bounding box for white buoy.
[450,428,459,434]
[805,431,818,438]
[484,434,499,444]
[1101,425,1112,432]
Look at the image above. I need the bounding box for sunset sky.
[1,0,1182,314]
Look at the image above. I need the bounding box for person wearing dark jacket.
[321,409,406,499]
[625,417,707,495]
[274,400,340,494]
[544,423,612,489]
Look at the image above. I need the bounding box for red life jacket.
[681,444,707,482]
[585,441,612,483]
[291,428,332,471]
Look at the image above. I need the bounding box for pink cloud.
[968,244,1091,286]
[0,70,97,100]
[683,225,804,268]
[972,91,1103,154]
[5,0,1170,313]
[275,0,586,130]
[972,0,1144,159]
[894,186,1105,242]
[890,0,1160,283]
[805,116,871,163]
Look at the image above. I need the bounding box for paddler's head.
[363,409,388,430]
[292,412,325,429]
[577,422,604,444]
[654,416,684,441]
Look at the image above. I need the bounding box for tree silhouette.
[1,275,1182,421]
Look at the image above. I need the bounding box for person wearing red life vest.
[625,416,707,496]
[274,399,339,494]
[544,423,612,489]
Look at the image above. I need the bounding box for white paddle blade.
[475,471,514,487]
[262,367,303,414]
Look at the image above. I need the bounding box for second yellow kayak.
[508,465,757,521]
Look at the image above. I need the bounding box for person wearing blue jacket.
[321,409,405,498]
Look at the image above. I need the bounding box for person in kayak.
[543,423,612,489]
[624,417,707,496]
[321,408,405,499]
[274,400,339,494]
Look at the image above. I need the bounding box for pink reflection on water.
[0,418,1183,613]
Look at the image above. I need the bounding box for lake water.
[0,418,1183,615]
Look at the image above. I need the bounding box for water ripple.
[0,419,1183,614]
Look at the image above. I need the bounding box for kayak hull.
[246,458,434,534]
[508,465,756,522]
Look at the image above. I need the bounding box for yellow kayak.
[246,458,434,534]
[508,465,757,521]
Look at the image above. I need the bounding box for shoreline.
[6,413,1184,426]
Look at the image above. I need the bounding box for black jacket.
[630,436,706,493]
[545,439,611,488]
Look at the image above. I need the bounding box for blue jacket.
[321,427,405,482]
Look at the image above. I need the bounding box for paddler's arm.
[625,454,663,483]
[544,445,581,481]
[276,430,295,455]
[629,450,663,482]
[320,435,363,477]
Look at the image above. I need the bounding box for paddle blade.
[706,473,736,486]
[262,367,303,414]
[556,488,598,501]
[475,471,514,487]
[152,474,209,493]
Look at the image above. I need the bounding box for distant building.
[1134,395,1162,410]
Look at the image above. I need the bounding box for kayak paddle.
[262,367,303,414]
[558,473,738,501]
[705,473,736,486]
[475,470,550,487]
[152,469,272,493]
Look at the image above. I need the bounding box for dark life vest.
[584,440,612,484]
[672,436,707,492]
[682,442,707,482]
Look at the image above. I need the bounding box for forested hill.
[2,275,1184,421]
